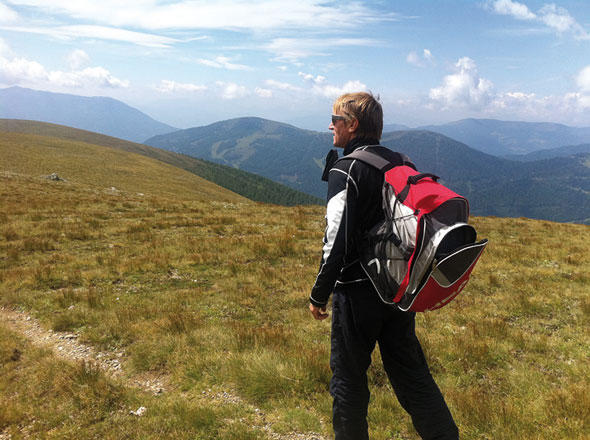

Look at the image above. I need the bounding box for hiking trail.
[0,307,327,440]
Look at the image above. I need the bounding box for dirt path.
[0,307,327,440]
[1,306,166,394]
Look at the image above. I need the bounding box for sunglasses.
[331,114,347,124]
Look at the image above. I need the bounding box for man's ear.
[347,118,359,133]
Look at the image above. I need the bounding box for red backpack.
[342,146,488,312]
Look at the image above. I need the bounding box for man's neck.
[343,137,380,156]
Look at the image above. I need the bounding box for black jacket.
[309,138,390,307]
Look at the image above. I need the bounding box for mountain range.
[417,118,590,156]
[5,86,590,159]
[145,117,332,198]
[505,144,590,161]
[0,86,176,143]
[146,118,590,224]
[3,86,590,223]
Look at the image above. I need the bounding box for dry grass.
[0,131,246,203]
[0,165,589,438]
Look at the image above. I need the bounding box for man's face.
[329,113,356,148]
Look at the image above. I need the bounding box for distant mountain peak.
[0,86,178,143]
[418,118,590,156]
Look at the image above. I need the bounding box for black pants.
[329,281,459,440]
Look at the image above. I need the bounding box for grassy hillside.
[0,131,245,203]
[1,169,588,438]
[0,119,321,206]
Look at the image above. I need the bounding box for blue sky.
[1,0,590,130]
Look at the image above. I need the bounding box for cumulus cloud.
[425,59,590,124]
[298,72,326,84]
[429,57,494,109]
[156,80,207,93]
[48,66,129,88]
[0,55,47,84]
[489,0,590,39]
[298,71,367,98]
[0,42,128,89]
[215,81,248,99]
[66,49,90,70]
[255,87,272,98]
[196,56,252,71]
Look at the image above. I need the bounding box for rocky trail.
[0,307,327,440]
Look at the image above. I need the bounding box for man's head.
[329,92,383,148]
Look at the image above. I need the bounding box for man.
[309,92,459,440]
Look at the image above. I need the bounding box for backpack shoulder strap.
[341,145,416,173]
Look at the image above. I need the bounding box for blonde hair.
[333,92,383,141]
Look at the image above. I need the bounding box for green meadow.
[1,129,589,439]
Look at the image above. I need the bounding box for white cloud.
[156,80,207,93]
[267,37,381,63]
[407,49,434,67]
[0,24,181,48]
[424,59,590,124]
[576,66,590,92]
[0,46,128,89]
[538,4,586,36]
[0,2,18,23]
[298,71,367,98]
[566,92,590,109]
[0,37,13,57]
[265,79,300,91]
[406,51,421,67]
[0,55,47,84]
[255,87,272,98]
[489,0,590,40]
[215,81,248,100]
[66,49,90,70]
[47,66,129,88]
[298,72,326,84]
[316,80,368,99]
[491,0,535,20]
[429,57,494,109]
[3,0,394,31]
[196,56,251,71]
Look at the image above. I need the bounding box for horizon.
[6,84,590,134]
[1,1,590,130]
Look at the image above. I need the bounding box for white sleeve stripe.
[310,187,348,291]
[330,168,359,195]
[322,189,347,261]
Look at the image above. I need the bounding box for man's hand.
[309,303,329,320]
